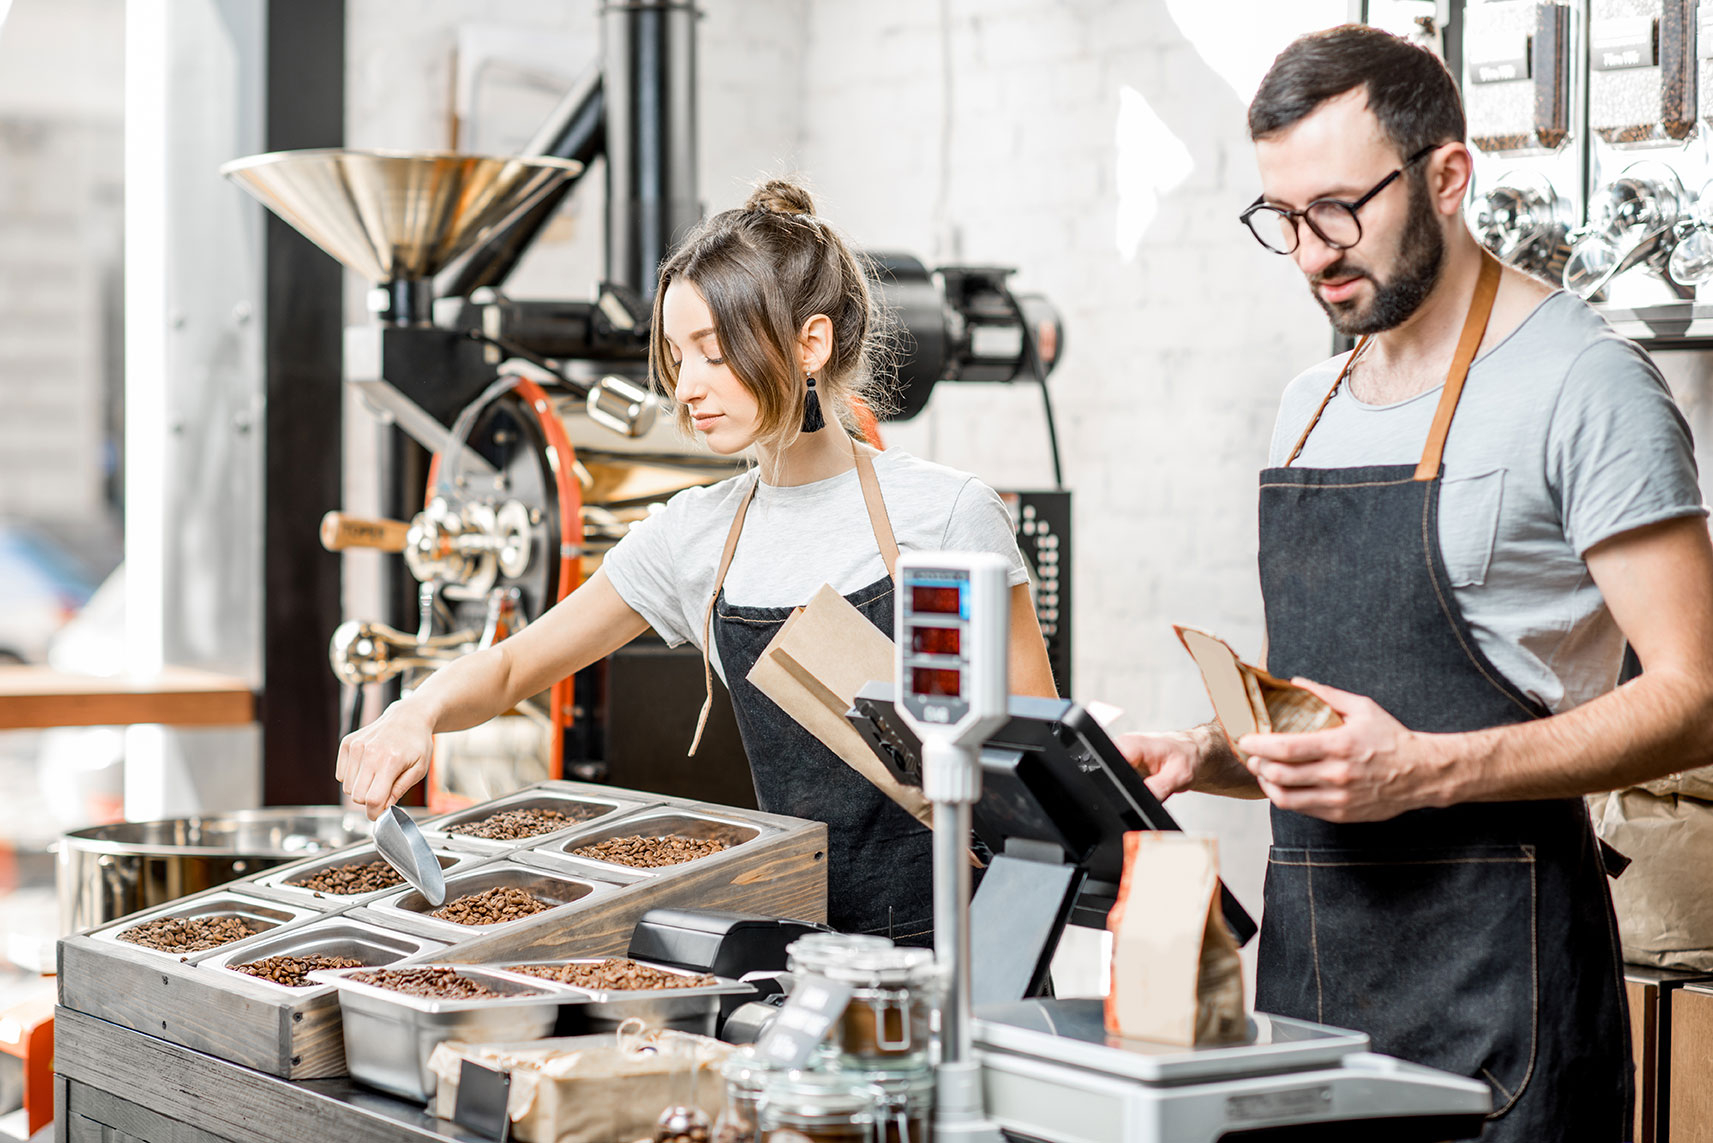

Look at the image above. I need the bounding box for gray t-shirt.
[1268,290,1706,714]
[603,448,1030,682]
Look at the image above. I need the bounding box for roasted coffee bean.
[116,914,259,953]
[444,806,597,840]
[228,954,364,988]
[507,957,716,990]
[430,885,552,926]
[570,833,730,868]
[286,859,405,895]
[655,1106,712,1143]
[348,966,524,999]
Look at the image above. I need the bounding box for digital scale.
[881,553,1492,1143]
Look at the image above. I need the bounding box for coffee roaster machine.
[222,1,1069,813]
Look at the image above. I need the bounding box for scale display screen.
[910,584,963,615]
[910,626,962,655]
[911,666,962,697]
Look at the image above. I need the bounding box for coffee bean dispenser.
[1590,0,1697,145]
[1463,2,1583,281]
[1570,0,1709,304]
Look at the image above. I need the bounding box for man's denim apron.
[693,444,935,944]
[1255,254,1631,1141]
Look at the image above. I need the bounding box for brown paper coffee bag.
[1105,832,1247,1046]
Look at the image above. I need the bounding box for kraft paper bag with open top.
[745,582,937,829]
[428,1024,731,1143]
[1106,831,1248,1047]
[1174,625,1341,755]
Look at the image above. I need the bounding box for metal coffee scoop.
[372,805,446,906]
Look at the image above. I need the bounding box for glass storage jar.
[758,1070,879,1143]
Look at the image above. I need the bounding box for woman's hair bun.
[745,178,816,217]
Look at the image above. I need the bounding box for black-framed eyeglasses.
[1239,144,1440,255]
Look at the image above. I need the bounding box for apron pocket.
[1263,843,1539,1117]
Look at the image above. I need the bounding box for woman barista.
[337,179,1058,943]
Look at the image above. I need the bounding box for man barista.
[1120,25,1713,1142]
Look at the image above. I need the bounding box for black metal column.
[261,0,345,805]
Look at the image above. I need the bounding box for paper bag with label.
[1173,625,1341,757]
[1106,831,1247,1046]
[746,583,936,828]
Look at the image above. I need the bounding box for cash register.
[839,553,1492,1143]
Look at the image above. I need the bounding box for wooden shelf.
[0,665,254,730]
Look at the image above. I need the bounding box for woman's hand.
[336,702,437,820]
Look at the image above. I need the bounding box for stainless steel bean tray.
[250,843,490,907]
[362,862,621,938]
[422,788,653,853]
[498,957,755,1034]
[309,964,566,1101]
[539,807,776,875]
[193,916,448,992]
[90,891,323,959]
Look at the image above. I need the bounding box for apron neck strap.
[689,436,896,754]
[1413,252,1501,482]
[1283,252,1503,479]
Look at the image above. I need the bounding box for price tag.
[1468,33,1531,84]
[1591,16,1658,70]
[754,973,854,1070]
[451,1059,513,1142]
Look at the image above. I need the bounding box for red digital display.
[912,666,962,698]
[911,625,961,656]
[911,585,962,615]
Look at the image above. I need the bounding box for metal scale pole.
[895,552,1010,1143]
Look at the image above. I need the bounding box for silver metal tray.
[249,843,490,907]
[362,862,619,938]
[538,807,776,875]
[421,787,652,853]
[192,916,448,992]
[90,891,323,959]
[498,957,755,1034]
[309,964,565,1101]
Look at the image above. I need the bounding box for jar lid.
[759,1069,877,1118]
[786,933,893,975]
[819,946,938,987]
[721,1045,771,1088]
[853,1069,936,1100]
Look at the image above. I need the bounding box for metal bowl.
[57,807,382,935]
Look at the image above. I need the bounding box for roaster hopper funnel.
[219,148,583,319]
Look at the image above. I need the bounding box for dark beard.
[1312,176,1446,336]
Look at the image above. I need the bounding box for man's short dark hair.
[1248,25,1465,159]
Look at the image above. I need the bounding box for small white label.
[1700,9,1713,59]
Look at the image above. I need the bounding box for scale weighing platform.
[972,999,1491,1142]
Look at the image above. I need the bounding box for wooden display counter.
[55,1006,461,1143]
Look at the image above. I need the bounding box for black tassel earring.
[801,374,826,433]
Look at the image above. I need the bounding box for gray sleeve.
[600,504,696,647]
[939,478,1031,587]
[1548,336,1708,556]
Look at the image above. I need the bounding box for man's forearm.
[1439,667,1713,802]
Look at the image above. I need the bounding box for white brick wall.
[792,1,1350,936]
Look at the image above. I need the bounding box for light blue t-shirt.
[1269,290,1707,713]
